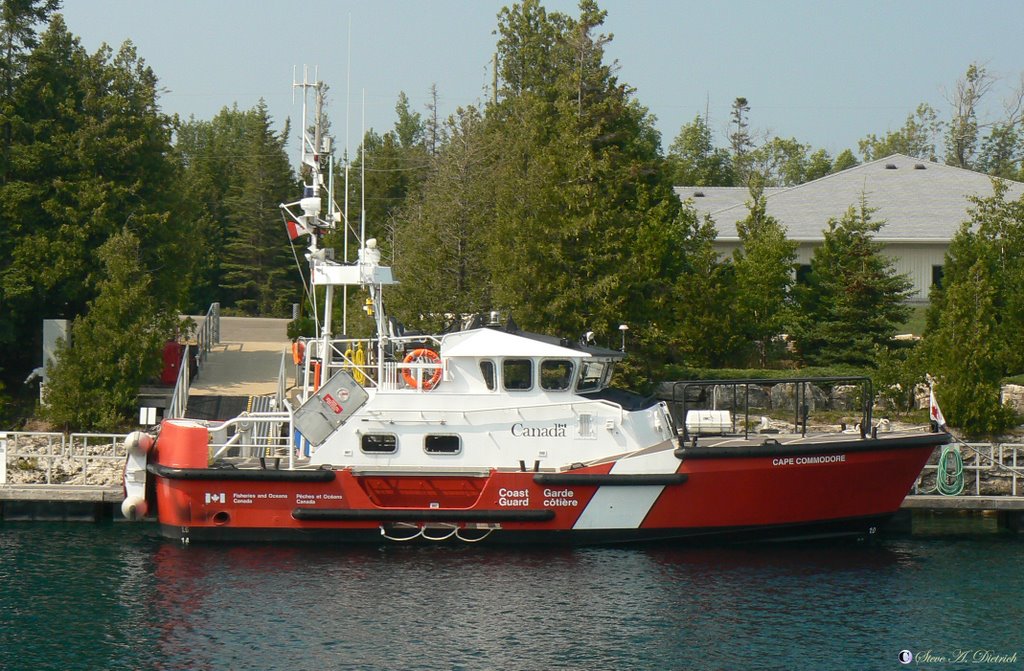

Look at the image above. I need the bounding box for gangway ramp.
[184,316,293,422]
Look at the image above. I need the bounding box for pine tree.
[732,185,797,366]
[791,197,912,366]
[486,0,686,352]
[44,228,178,430]
[927,259,1014,436]
[1,17,187,376]
[219,101,296,315]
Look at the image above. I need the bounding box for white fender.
[122,431,155,521]
[121,495,148,521]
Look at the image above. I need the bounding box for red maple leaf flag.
[286,220,308,241]
[929,387,947,430]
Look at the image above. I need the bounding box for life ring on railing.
[292,341,305,366]
[402,348,442,390]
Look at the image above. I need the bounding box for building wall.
[712,241,948,303]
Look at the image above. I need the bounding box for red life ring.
[402,348,442,390]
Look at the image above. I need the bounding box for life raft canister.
[402,348,442,390]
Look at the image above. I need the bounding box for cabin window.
[576,360,608,392]
[425,434,461,455]
[541,359,574,391]
[361,433,397,454]
[503,359,533,391]
[932,265,944,289]
[479,360,496,391]
[796,264,812,285]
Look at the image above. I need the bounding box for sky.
[58,0,1024,163]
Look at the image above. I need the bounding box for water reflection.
[2,523,1022,671]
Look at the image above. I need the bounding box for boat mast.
[281,68,396,392]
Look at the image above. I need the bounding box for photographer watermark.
[899,649,1019,665]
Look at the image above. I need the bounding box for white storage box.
[685,410,733,435]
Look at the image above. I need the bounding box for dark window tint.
[361,434,397,454]
[425,435,461,455]
[480,361,496,390]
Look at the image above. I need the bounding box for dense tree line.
[2,0,1024,435]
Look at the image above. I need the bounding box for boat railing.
[662,376,875,442]
[297,334,444,393]
[209,406,297,469]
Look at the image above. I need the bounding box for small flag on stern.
[929,387,947,430]
[286,220,307,241]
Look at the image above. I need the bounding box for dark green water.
[1,522,1022,671]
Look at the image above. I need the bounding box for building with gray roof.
[675,153,1024,302]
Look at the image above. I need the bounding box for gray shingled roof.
[678,154,1024,242]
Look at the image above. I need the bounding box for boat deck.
[686,429,938,449]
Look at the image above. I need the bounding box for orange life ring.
[292,341,305,365]
[402,348,442,390]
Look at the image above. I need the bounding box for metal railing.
[911,442,1024,497]
[209,408,297,468]
[167,302,221,420]
[298,334,444,394]
[0,431,128,486]
[196,301,220,366]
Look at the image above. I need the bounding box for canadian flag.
[929,387,947,430]
[285,220,308,241]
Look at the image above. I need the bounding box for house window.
[932,265,944,289]
[425,434,461,455]
[361,433,397,454]
[503,359,533,391]
[541,360,574,391]
[479,360,496,390]
[796,264,813,285]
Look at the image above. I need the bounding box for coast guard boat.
[121,78,949,544]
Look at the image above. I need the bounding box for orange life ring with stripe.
[402,348,442,390]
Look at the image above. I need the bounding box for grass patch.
[898,305,929,336]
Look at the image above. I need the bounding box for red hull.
[147,431,946,544]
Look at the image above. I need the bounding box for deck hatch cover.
[294,370,369,446]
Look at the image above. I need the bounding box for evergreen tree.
[926,259,1014,436]
[791,197,912,366]
[732,184,797,366]
[390,106,493,330]
[220,100,296,315]
[662,211,739,367]
[486,0,686,354]
[927,181,1024,377]
[728,96,753,183]
[43,228,178,430]
[1,17,188,376]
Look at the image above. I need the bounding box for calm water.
[1,523,1022,671]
